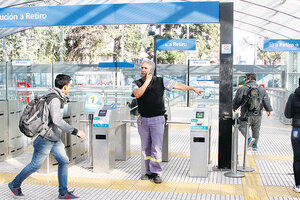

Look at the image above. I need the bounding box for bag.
[19,93,59,138]
[284,93,294,119]
[245,84,262,114]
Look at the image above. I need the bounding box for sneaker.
[248,137,255,148]
[293,185,300,193]
[141,173,153,180]
[58,190,79,199]
[152,173,162,184]
[252,144,258,151]
[8,182,24,198]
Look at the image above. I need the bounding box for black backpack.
[245,84,262,114]
[19,93,61,138]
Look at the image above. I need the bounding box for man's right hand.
[145,73,153,84]
[77,130,86,139]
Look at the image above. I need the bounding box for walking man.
[132,59,202,183]
[233,73,272,150]
[8,74,86,199]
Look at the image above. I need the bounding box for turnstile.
[39,101,87,173]
[92,105,130,173]
[0,101,9,161]
[189,105,212,177]
[8,100,24,157]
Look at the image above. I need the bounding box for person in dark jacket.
[233,73,272,150]
[132,59,202,184]
[8,74,86,199]
[284,78,300,193]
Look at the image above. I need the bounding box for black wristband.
[71,128,78,135]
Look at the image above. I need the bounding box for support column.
[60,27,63,63]
[218,2,234,169]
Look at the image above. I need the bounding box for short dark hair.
[245,73,256,81]
[55,74,71,89]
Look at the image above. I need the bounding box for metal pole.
[154,38,157,76]
[60,26,64,63]
[51,62,54,88]
[88,113,94,167]
[238,117,254,172]
[187,59,190,107]
[224,113,245,178]
[3,37,6,62]
[5,62,8,101]
[121,25,124,62]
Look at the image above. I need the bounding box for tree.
[147,24,220,64]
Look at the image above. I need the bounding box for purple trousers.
[137,115,165,176]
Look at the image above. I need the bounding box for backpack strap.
[45,93,64,109]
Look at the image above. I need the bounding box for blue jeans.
[12,136,69,195]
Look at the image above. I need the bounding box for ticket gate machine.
[92,105,130,173]
[0,101,9,161]
[190,105,212,177]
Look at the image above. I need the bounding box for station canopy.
[0,0,299,39]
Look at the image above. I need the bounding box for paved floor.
[0,106,299,200]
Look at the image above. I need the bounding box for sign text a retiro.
[156,39,196,51]
[264,39,300,51]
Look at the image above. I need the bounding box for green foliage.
[1,24,220,64]
[257,47,281,65]
[149,24,220,64]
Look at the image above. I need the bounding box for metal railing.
[267,88,292,125]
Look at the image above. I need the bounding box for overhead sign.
[0,2,219,28]
[116,62,134,68]
[264,39,300,51]
[98,62,134,68]
[190,59,210,66]
[12,59,31,66]
[156,39,196,51]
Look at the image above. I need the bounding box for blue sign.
[0,2,219,28]
[117,62,134,68]
[84,93,102,114]
[156,39,196,51]
[264,39,300,51]
[98,62,134,68]
[98,62,116,68]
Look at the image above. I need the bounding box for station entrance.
[0,1,234,169]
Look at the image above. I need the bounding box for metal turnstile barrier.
[0,101,9,161]
[92,105,131,173]
[39,101,87,173]
[189,105,212,177]
[8,100,24,157]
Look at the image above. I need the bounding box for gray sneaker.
[141,174,153,180]
[152,173,162,184]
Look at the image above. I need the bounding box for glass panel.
[0,63,6,100]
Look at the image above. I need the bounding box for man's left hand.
[193,88,202,95]
[266,111,271,117]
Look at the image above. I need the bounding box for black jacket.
[285,87,300,127]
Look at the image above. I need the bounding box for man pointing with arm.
[132,59,201,184]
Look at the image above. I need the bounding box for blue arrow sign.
[98,62,134,68]
[156,39,196,51]
[264,39,300,51]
